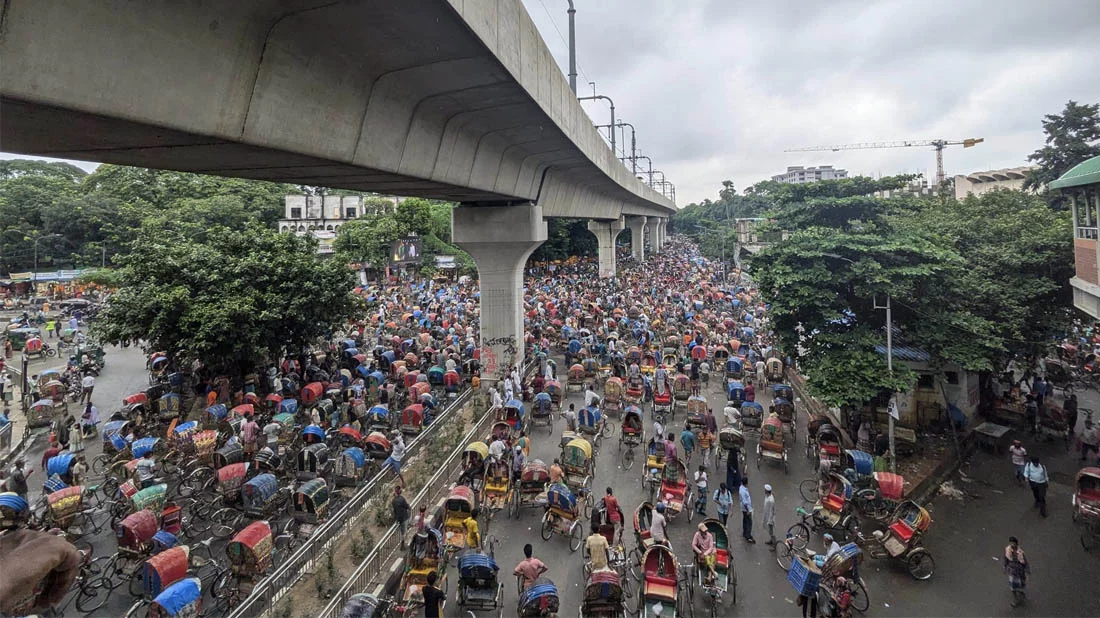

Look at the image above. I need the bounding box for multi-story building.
[953,166,1036,199]
[1055,155,1100,319]
[771,165,848,184]
[278,195,364,254]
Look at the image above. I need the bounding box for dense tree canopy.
[1026,100,1100,192]
[750,175,1073,408]
[333,198,476,274]
[94,222,358,376]
[0,161,297,274]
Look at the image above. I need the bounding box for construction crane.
[785,138,984,185]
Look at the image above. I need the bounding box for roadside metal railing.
[226,386,476,618]
[316,396,505,618]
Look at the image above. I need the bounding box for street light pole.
[878,294,897,473]
[822,253,897,472]
[566,1,577,94]
[578,93,615,155]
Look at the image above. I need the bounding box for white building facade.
[771,165,848,184]
[278,195,364,254]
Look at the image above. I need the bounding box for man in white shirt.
[649,503,670,547]
[80,374,95,404]
[584,386,600,408]
[824,533,842,560]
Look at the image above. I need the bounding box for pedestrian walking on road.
[762,484,776,548]
[1004,536,1030,607]
[739,477,755,543]
[725,447,741,496]
[383,433,406,486]
[1023,456,1049,517]
[7,458,30,501]
[713,482,733,526]
[392,486,410,548]
[1065,393,1079,438]
[1009,440,1028,485]
[694,465,708,516]
[79,373,95,405]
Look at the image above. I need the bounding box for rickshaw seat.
[715,548,729,568]
[823,495,845,512]
[1079,488,1100,502]
[888,520,915,542]
[549,506,576,521]
[644,577,677,601]
[821,444,841,455]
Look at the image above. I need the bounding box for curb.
[909,433,977,505]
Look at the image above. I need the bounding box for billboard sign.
[390,236,422,265]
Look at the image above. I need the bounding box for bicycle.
[785,506,858,548]
[46,546,113,616]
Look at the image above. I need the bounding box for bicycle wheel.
[850,578,870,613]
[128,567,145,598]
[91,454,112,475]
[776,543,795,571]
[798,479,819,503]
[210,508,242,539]
[75,577,112,613]
[785,523,810,550]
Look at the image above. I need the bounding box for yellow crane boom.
[785,138,984,185]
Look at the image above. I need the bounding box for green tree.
[94,223,358,377]
[1025,100,1100,192]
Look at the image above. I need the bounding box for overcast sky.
[524,0,1100,204]
[5,1,1098,207]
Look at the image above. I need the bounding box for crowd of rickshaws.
[3,328,486,618]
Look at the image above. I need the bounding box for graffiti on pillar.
[485,336,518,357]
[482,345,500,377]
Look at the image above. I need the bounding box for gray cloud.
[525,0,1100,204]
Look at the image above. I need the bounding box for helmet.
[656,502,666,513]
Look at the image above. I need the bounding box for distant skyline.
[4,1,1099,208]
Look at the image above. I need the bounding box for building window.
[917,374,935,390]
[290,207,302,219]
[944,371,959,385]
[345,207,357,219]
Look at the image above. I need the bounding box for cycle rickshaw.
[604,377,624,418]
[399,527,448,616]
[459,442,488,491]
[296,442,331,481]
[455,551,503,616]
[691,518,737,613]
[532,392,554,434]
[561,437,596,518]
[443,485,477,557]
[289,478,331,539]
[619,406,645,470]
[510,459,550,519]
[241,473,287,520]
[334,446,368,487]
[214,521,274,613]
[581,570,629,618]
[517,578,560,617]
[540,483,584,551]
[658,457,692,522]
[578,405,611,444]
[756,414,789,474]
[639,545,689,617]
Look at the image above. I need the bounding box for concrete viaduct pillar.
[649,217,663,254]
[453,203,546,382]
[658,219,668,248]
[626,216,648,261]
[587,217,625,278]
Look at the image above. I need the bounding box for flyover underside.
[0,0,673,217]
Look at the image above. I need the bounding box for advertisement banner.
[390,237,422,265]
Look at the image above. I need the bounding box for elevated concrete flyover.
[0,0,675,376]
[0,0,672,219]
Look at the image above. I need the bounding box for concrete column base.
[587,217,625,278]
[627,215,647,261]
[453,203,547,381]
[657,219,667,249]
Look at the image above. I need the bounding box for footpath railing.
[315,396,504,618]
[227,386,476,618]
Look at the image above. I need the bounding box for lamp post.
[597,121,637,174]
[566,1,577,93]
[30,233,62,284]
[636,155,654,185]
[821,253,896,473]
[578,88,616,155]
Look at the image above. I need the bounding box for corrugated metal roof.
[875,344,930,363]
[1050,155,1100,189]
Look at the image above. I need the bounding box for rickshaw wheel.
[508,493,518,519]
[850,578,870,612]
[621,447,636,470]
[786,523,810,550]
[75,575,111,613]
[569,523,584,552]
[601,421,614,439]
[540,514,553,540]
[128,568,145,598]
[906,549,935,580]
[841,516,859,542]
